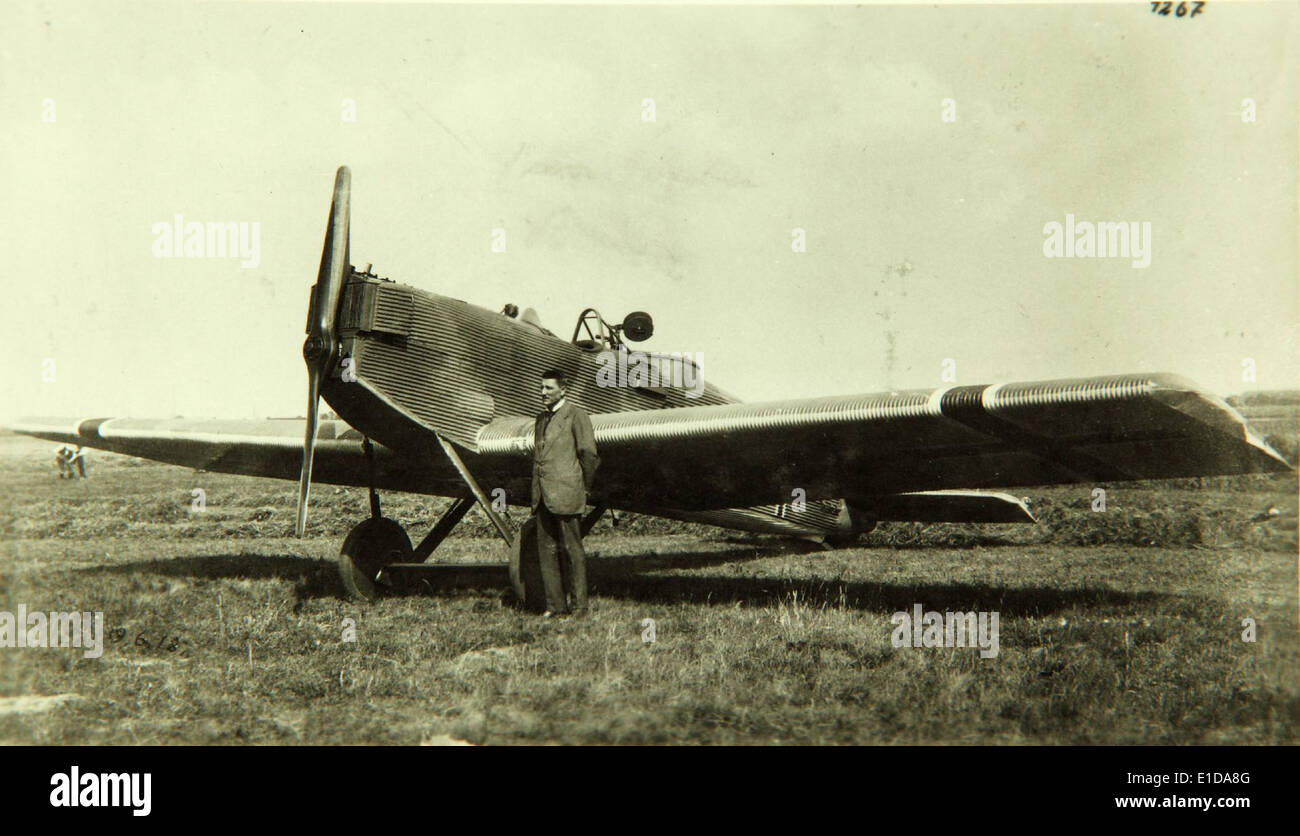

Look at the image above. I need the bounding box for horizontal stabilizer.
[848,490,1036,524]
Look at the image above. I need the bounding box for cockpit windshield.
[571,308,654,351]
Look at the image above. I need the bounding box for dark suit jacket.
[531,401,600,515]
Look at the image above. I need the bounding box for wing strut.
[433,434,517,544]
[412,492,476,562]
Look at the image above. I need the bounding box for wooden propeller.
[296,166,351,538]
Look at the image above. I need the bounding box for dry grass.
[0,434,1296,744]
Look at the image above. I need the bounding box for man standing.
[532,369,600,617]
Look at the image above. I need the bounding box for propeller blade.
[296,166,352,538]
[295,370,321,538]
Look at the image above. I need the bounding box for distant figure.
[501,303,519,318]
[531,369,600,617]
[56,446,73,479]
[69,446,87,478]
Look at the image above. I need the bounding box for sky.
[2,1,1297,421]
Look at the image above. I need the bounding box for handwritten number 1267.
[1151,2,1205,16]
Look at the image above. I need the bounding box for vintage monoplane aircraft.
[11,167,1290,604]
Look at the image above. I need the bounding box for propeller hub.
[303,335,329,365]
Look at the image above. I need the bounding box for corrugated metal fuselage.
[325,275,735,444]
[317,274,841,537]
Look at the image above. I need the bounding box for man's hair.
[541,369,567,388]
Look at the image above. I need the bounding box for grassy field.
[0,433,1296,745]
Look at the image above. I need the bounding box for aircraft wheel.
[506,517,546,612]
[339,516,413,601]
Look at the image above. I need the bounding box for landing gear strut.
[335,434,526,602]
[337,438,416,600]
[336,435,606,605]
[337,493,478,600]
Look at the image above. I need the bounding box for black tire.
[506,517,547,612]
[338,517,413,601]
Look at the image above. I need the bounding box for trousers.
[535,504,587,612]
